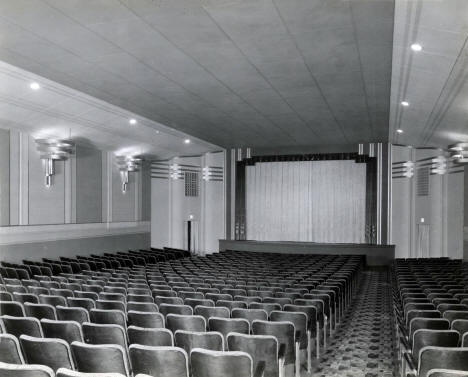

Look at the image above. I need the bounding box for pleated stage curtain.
[245,160,366,243]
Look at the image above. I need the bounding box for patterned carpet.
[306,269,397,377]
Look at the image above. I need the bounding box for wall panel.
[76,145,102,223]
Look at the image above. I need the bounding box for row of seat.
[393,258,468,377]
[0,248,189,280]
[0,251,363,376]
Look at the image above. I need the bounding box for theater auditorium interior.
[0,0,467,376]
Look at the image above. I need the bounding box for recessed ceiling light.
[129,118,137,125]
[30,82,40,90]
[411,43,422,52]
[155,130,160,134]
[184,139,191,144]
[401,101,409,107]
[397,129,404,134]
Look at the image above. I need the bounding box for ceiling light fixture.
[35,139,75,187]
[397,129,404,134]
[184,139,191,144]
[401,101,409,107]
[129,118,137,125]
[411,43,422,52]
[30,82,40,90]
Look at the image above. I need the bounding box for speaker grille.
[185,171,199,197]
[417,167,429,196]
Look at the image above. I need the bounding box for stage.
[219,240,395,266]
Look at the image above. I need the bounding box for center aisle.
[309,269,396,377]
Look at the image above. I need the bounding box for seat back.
[82,323,127,349]
[208,317,250,343]
[0,334,24,364]
[56,367,126,376]
[419,347,468,377]
[227,332,279,377]
[127,311,164,329]
[0,316,43,338]
[71,342,129,377]
[412,330,460,367]
[24,303,56,320]
[409,318,450,341]
[249,302,281,316]
[270,310,307,348]
[12,293,38,304]
[190,348,252,377]
[252,320,295,365]
[39,294,67,307]
[56,306,89,324]
[167,314,206,333]
[127,326,173,347]
[19,334,74,372]
[427,370,468,377]
[129,345,189,377]
[0,301,25,317]
[174,330,224,354]
[90,309,126,329]
[194,306,229,325]
[67,297,95,312]
[232,308,268,326]
[126,302,157,312]
[0,361,54,377]
[41,319,84,344]
[159,304,193,317]
[452,320,468,342]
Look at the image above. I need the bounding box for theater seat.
[0,361,54,377]
[71,342,130,377]
[0,334,24,364]
[174,330,224,354]
[190,348,256,377]
[56,368,126,377]
[227,332,280,377]
[127,326,174,347]
[427,370,468,377]
[129,345,188,377]
[19,335,75,372]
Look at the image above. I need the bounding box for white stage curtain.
[246,160,366,243]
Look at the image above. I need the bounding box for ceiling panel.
[0,0,396,149]
[390,0,468,148]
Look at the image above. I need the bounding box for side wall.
[151,152,225,254]
[0,128,151,263]
[390,145,464,259]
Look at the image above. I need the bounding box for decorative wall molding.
[0,221,150,246]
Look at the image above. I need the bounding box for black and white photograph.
[0,0,467,376]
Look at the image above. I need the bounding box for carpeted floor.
[308,269,397,377]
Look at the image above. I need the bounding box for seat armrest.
[253,361,265,377]
[295,330,301,341]
[398,323,409,340]
[278,344,286,360]
[403,352,417,373]
[399,336,410,352]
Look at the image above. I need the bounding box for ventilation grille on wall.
[185,171,199,197]
[417,167,430,196]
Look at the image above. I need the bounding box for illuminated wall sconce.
[35,139,75,187]
[116,155,143,193]
[402,161,414,178]
[170,163,183,180]
[430,156,447,175]
[202,166,224,182]
[449,142,468,163]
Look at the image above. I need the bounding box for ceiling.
[390,0,468,148]
[0,61,218,159]
[0,0,465,151]
[0,0,395,149]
